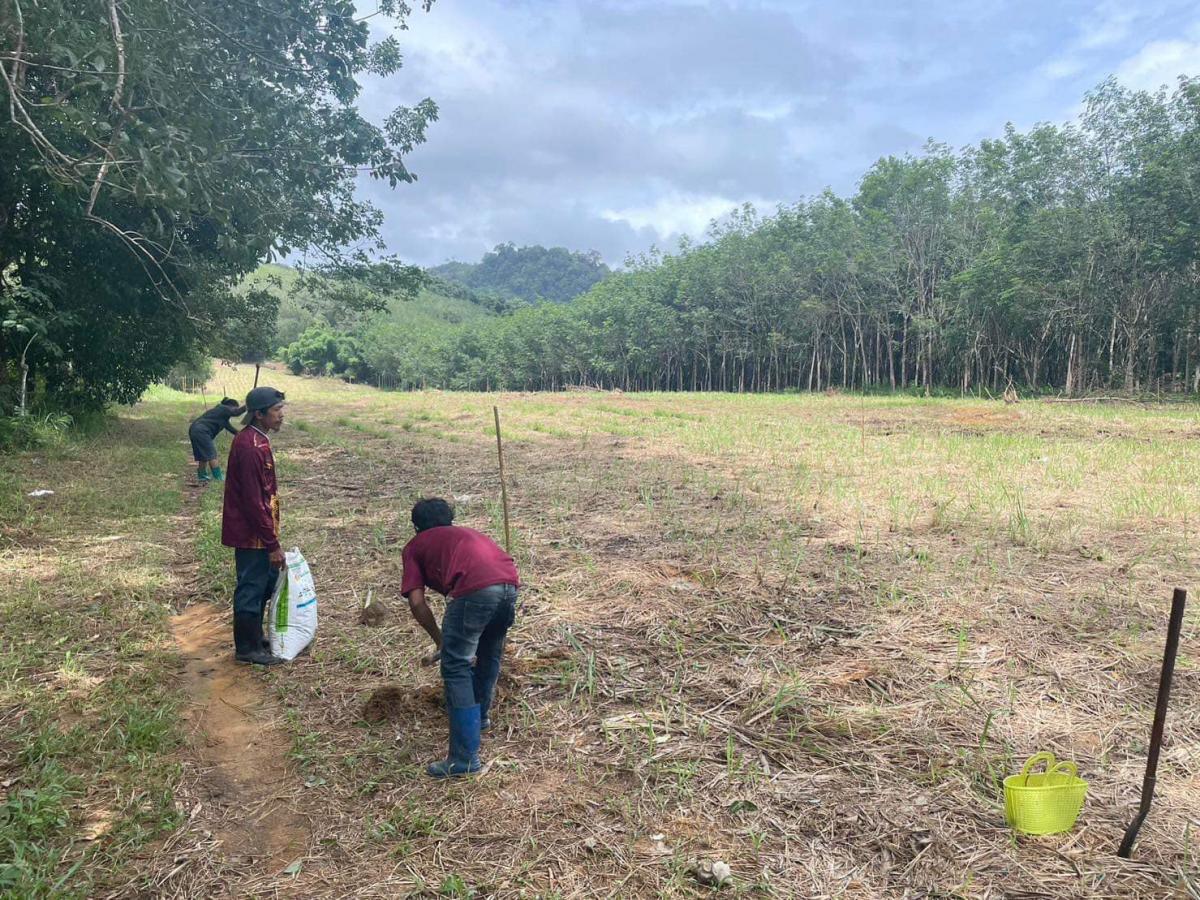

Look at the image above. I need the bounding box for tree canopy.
[430,243,611,306]
[0,0,435,412]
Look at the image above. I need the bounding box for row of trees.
[328,77,1197,394]
[0,0,435,418]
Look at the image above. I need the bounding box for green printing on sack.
[275,577,290,631]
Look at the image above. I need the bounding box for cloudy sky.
[352,0,1200,268]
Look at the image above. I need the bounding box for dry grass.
[12,364,1200,898]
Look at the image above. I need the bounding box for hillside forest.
[278,79,1200,395]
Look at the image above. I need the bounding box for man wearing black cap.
[221,386,287,665]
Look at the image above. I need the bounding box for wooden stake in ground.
[253,363,261,389]
[1118,587,1188,858]
[493,405,512,554]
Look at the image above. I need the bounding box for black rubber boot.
[233,614,253,656]
[234,614,283,666]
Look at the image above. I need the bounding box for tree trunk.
[1123,332,1137,392]
[925,332,933,398]
[19,362,30,417]
[888,331,896,389]
[1064,332,1076,396]
[1171,331,1181,393]
[1108,312,1118,387]
[17,336,36,417]
[1186,322,1194,393]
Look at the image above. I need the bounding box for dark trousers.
[440,584,517,714]
[233,548,279,619]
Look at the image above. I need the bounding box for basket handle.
[1019,753,1080,784]
[1048,759,1078,778]
[1019,752,1058,783]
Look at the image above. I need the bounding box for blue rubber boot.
[197,469,211,483]
[426,705,482,778]
[210,466,225,482]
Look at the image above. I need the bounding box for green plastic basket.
[1003,752,1088,835]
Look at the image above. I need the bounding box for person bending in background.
[401,498,520,778]
[188,397,244,483]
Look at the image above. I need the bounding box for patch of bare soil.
[357,599,390,626]
[361,685,406,722]
[172,603,308,873]
[944,407,1022,428]
[132,483,314,898]
[362,683,443,723]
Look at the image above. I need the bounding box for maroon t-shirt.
[400,526,519,599]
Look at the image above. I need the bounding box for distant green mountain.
[430,243,610,304]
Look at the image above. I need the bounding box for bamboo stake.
[493,405,512,554]
[253,363,261,389]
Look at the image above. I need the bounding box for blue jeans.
[440,584,517,715]
[233,548,279,618]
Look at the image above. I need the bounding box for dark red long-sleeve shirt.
[221,426,280,552]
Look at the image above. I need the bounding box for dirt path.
[172,603,308,872]
[157,483,311,896]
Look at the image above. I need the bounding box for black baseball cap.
[242,386,285,424]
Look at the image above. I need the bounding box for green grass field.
[2,366,1197,897]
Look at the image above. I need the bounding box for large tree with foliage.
[0,0,436,412]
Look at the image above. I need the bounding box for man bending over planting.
[188,397,245,483]
[401,498,520,777]
[221,386,287,666]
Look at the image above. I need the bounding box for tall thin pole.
[253,363,261,389]
[493,406,512,554]
[1118,587,1188,858]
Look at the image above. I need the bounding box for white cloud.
[1078,5,1136,50]
[746,100,794,122]
[601,193,769,240]
[1039,56,1087,81]
[352,0,1200,268]
[1115,36,1200,91]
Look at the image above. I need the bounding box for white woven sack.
[266,547,318,661]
